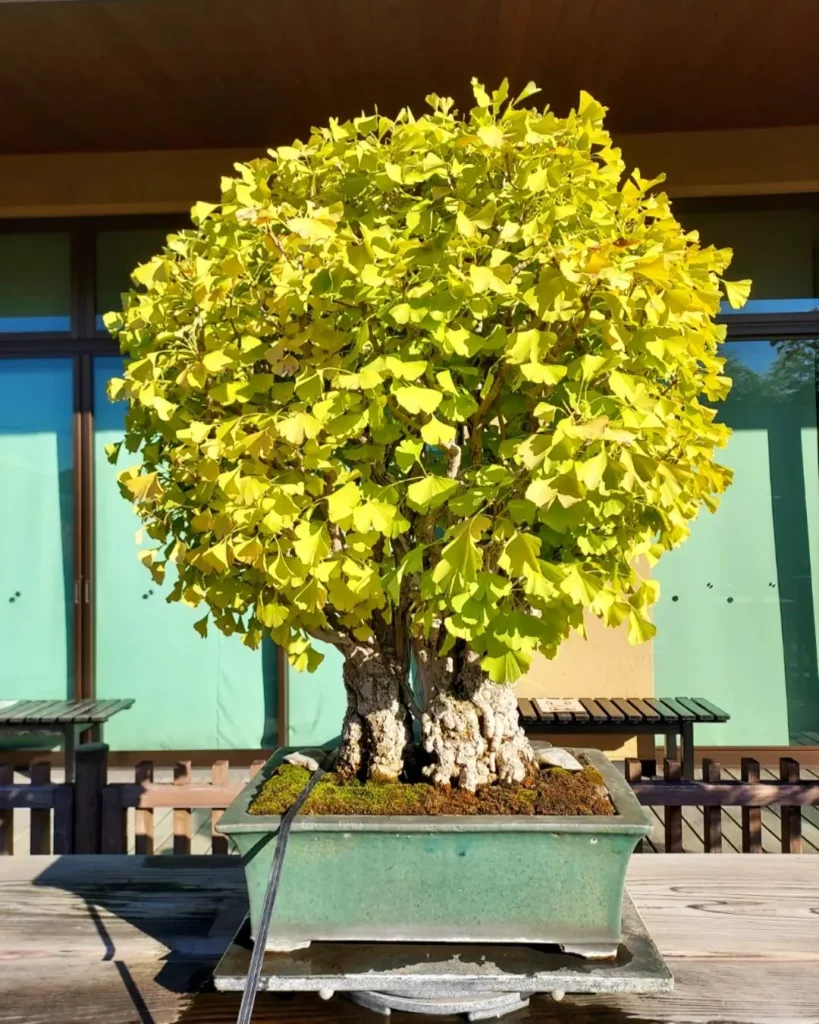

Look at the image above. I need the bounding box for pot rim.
[216,746,652,837]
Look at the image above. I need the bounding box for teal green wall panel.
[286,642,346,748]
[655,341,819,745]
[93,357,277,750]
[0,359,73,699]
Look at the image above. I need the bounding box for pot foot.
[558,941,618,960]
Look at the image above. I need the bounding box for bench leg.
[665,731,678,762]
[682,721,695,780]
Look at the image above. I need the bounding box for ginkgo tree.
[105,80,748,791]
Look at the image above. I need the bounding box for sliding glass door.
[92,357,278,750]
[0,358,74,699]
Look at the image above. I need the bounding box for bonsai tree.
[105,80,747,790]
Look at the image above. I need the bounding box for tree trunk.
[421,651,537,792]
[335,645,413,782]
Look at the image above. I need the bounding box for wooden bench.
[517,696,730,780]
[0,699,134,783]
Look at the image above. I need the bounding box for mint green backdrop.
[93,357,279,750]
[654,340,819,745]
[0,359,74,700]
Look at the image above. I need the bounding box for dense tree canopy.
[105,80,748,687]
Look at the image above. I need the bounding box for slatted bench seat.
[517,696,730,780]
[0,699,134,782]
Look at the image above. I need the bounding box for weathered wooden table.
[0,699,134,781]
[0,855,816,1023]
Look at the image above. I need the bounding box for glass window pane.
[0,359,73,699]
[95,229,171,331]
[654,339,819,745]
[677,202,818,314]
[0,233,71,333]
[93,356,278,750]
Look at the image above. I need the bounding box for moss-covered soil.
[248,761,614,817]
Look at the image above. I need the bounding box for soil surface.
[248,760,614,817]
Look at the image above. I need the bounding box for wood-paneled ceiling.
[0,0,817,155]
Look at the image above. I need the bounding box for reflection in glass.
[0,234,71,333]
[0,359,73,699]
[95,229,171,331]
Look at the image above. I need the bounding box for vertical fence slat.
[0,763,13,855]
[29,761,51,855]
[663,759,683,853]
[53,784,74,854]
[702,758,722,853]
[101,787,127,853]
[780,757,802,854]
[211,760,229,855]
[135,761,154,855]
[249,759,266,778]
[741,757,762,853]
[74,743,109,855]
[173,760,192,855]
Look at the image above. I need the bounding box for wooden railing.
[3,747,818,855]
[0,759,74,854]
[627,756,819,853]
[100,757,265,854]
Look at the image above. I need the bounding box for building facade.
[1,0,817,755]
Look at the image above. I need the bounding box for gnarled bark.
[335,644,413,782]
[421,650,536,792]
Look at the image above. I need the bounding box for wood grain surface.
[0,855,817,1023]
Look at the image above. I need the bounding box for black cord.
[235,758,328,1024]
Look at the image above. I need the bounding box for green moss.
[248,763,614,817]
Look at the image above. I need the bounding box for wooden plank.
[628,698,660,723]
[211,760,229,855]
[611,698,643,723]
[55,699,97,723]
[531,699,557,724]
[643,696,682,723]
[0,700,45,723]
[631,780,819,806]
[22,700,72,724]
[0,786,56,809]
[173,760,192,856]
[675,695,715,721]
[134,761,154,855]
[593,698,625,723]
[517,698,537,724]
[29,760,51,855]
[85,698,135,722]
[741,757,762,853]
[0,764,12,855]
[702,758,722,853]
[626,855,819,959]
[657,697,696,720]
[250,760,266,778]
[780,757,802,854]
[663,759,683,853]
[105,782,243,809]
[578,698,607,723]
[687,696,731,722]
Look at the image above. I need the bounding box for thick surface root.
[422,674,537,792]
[335,646,412,782]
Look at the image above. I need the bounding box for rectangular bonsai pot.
[216,747,651,955]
